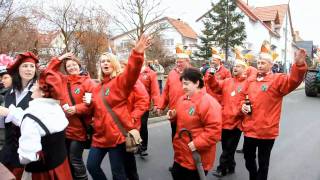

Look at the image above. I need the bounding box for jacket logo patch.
[105,88,110,96]
[261,84,268,92]
[189,106,195,116]
[74,88,80,94]
[237,86,242,93]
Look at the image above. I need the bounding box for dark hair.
[62,58,81,74]
[180,67,204,88]
[12,71,38,91]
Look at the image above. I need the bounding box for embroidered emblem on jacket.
[237,86,242,93]
[261,84,268,92]
[105,88,110,96]
[189,106,195,116]
[74,88,80,94]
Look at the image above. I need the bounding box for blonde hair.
[98,52,121,81]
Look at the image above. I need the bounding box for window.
[120,40,130,49]
[163,39,174,46]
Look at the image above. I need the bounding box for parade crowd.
[0,35,307,180]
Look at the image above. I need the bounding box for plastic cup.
[85,93,92,104]
[62,104,70,111]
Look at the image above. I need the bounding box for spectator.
[0,52,38,179]
[152,59,165,93]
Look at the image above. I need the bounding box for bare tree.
[74,6,111,78]
[34,0,87,53]
[0,0,15,33]
[114,0,166,40]
[0,0,40,54]
[145,35,175,73]
[0,0,38,33]
[0,15,38,54]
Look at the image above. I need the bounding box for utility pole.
[225,0,229,63]
[284,0,291,73]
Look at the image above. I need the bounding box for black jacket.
[0,87,33,168]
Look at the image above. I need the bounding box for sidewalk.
[295,81,305,91]
[148,82,306,125]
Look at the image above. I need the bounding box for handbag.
[67,82,93,149]
[100,87,142,153]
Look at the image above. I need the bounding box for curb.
[148,115,167,125]
[294,82,305,91]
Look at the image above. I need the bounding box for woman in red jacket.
[46,53,95,180]
[86,35,151,180]
[168,67,222,180]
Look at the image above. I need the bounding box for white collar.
[10,81,34,94]
[29,98,60,106]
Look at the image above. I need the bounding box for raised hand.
[58,52,74,61]
[134,34,153,54]
[294,49,307,65]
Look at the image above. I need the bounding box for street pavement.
[84,89,320,180]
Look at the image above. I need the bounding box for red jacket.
[207,74,247,130]
[204,65,231,103]
[173,91,222,171]
[241,63,307,139]
[139,66,160,107]
[127,80,150,129]
[90,50,144,148]
[47,58,96,141]
[158,68,185,112]
[246,66,258,79]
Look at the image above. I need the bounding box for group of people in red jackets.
[0,35,307,180]
[159,41,307,180]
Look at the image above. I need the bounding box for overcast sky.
[76,0,319,45]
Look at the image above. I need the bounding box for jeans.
[65,139,88,180]
[87,143,139,180]
[140,111,149,151]
[243,136,275,180]
[124,152,139,180]
[87,147,108,180]
[218,128,242,171]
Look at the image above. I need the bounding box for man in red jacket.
[136,61,159,156]
[158,48,190,140]
[204,48,231,103]
[157,46,190,171]
[241,49,307,180]
[208,59,249,177]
